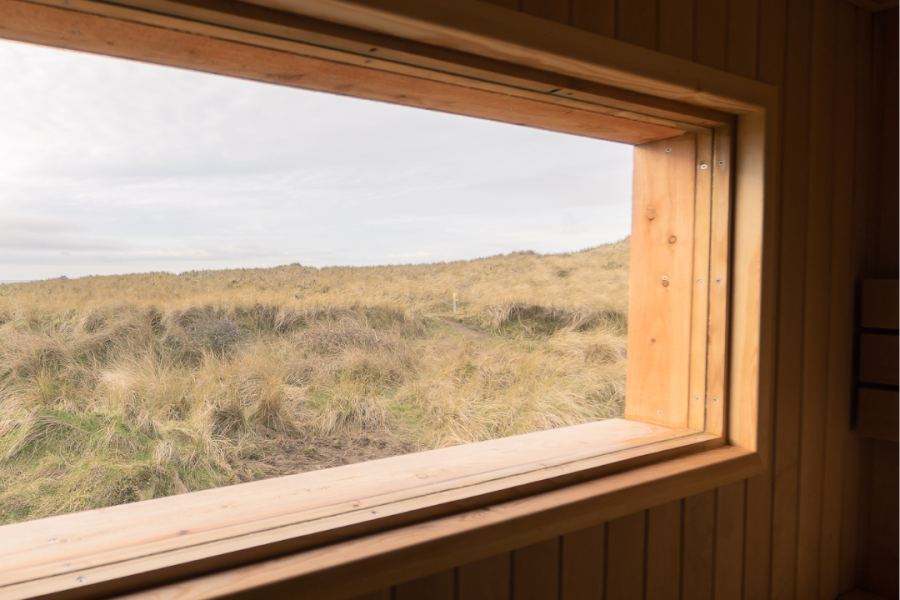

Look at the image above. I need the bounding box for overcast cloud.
[0,40,633,281]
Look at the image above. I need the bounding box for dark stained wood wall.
[856,9,899,599]
[348,0,896,598]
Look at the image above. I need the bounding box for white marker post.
[453,293,459,313]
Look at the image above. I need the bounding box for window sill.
[1,418,733,600]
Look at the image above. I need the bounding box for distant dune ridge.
[0,238,629,524]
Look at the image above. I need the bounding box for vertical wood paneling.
[459,553,511,600]
[395,570,455,600]
[481,0,520,9]
[817,4,857,599]
[865,441,900,597]
[658,0,694,59]
[755,0,788,85]
[741,3,785,598]
[868,8,900,277]
[615,0,657,49]
[795,0,837,597]
[645,500,681,600]
[694,0,728,70]
[368,3,882,600]
[605,512,645,600]
[682,491,715,600]
[520,0,567,24]
[513,539,560,600]
[560,525,604,600]
[769,0,814,597]
[713,481,745,599]
[570,0,615,37]
[840,7,874,593]
[351,590,392,600]
[727,0,759,78]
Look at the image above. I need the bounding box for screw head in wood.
[700,163,709,169]
[665,147,672,152]
[718,160,725,166]
[713,398,720,403]
[698,280,704,285]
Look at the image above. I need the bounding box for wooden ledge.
[0,419,717,599]
[117,446,761,600]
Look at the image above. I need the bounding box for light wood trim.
[704,127,733,438]
[0,0,684,146]
[861,279,899,330]
[625,136,699,428]
[16,0,734,130]
[728,110,769,457]
[107,447,762,600]
[688,131,714,432]
[857,388,899,442]
[1,420,716,600]
[240,0,779,114]
[0,1,781,598]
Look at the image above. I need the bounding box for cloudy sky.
[0,40,633,281]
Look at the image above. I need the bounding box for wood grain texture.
[458,553,511,600]
[859,334,899,385]
[688,131,714,433]
[818,8,860,598]
[841,6,875,594]
[625,136,697,428]
[681,491,715,600]
[694,0,729,70]
[559,525,604,600]
[520,0,566,24]
[864,440,899,597]
[570,0,614,37]
[86,448,759,600]
[658,0,694,60]
[857,389,900,442]
[713,480,745,599]
[644,500,681,600]
[868,8,899,277]
[795,0,838,596]
[513,539,560,600]
[616,0,656,50]
[351,589,392,600]
[604,512,644,600]
[769,0,813,597]
[727,0,760,78]
[395,569,454,600]
[0,0,885,599]
[861,280,900,329]
[706,127,732,439]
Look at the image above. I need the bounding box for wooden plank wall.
[855,9,899,599]
[349,0,895,598]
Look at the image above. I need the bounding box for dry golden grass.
[0,238,628,524]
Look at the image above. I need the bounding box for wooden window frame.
[0,1,779,598]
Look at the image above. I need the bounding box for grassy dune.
[0,238,629,524]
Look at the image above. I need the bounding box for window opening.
[0,40,639,525]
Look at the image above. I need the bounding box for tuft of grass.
[0,238,629,524]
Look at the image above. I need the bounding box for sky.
[0,40,633,281]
